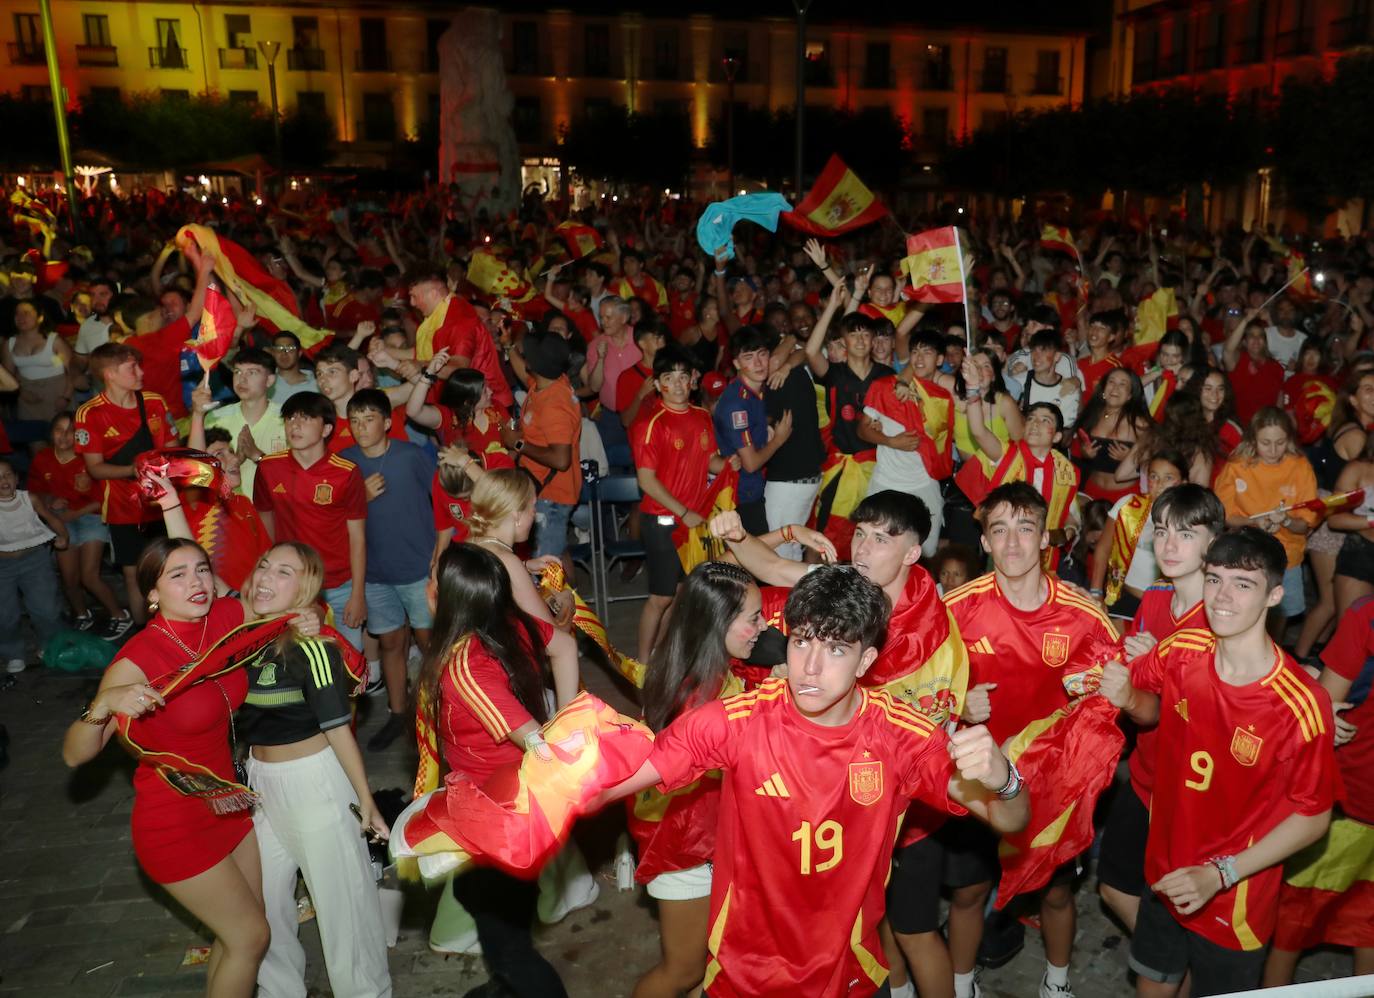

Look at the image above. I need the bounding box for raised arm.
[805,282,847,379]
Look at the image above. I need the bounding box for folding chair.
[587,474,648,622]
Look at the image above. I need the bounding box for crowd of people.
[1,180,1371,997]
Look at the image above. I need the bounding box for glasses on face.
[272,345,299,353]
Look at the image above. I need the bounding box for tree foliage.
[561,106,695,189]
[708,106,909,189]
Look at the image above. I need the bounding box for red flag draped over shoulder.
[861,568,969,723]
[781,155,888,237]
[175,224,330,349]
[996,667,1125,904]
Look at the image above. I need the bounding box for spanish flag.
[1286,374,1339,446]
[673,465,740,575]
[1134,286,1178,345]
[1148,370,1178,421]
[861,567,968,723]
[810,450,876,561]
[902,227,966,304]
[466,250,535,303]
[1274,816,1374,953]
[536,564,647,688]
[1039,224,1077,258]
[190,282,238,371]
[392,691,656,882]
[996,666,1125,904]
[1105,494,1153,606]
[556,221,604,260]
[1285,489,1366,517]
[781,154,888,236]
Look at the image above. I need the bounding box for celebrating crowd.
[2,180,1372,998]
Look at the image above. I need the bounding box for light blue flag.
[696,193,793,262]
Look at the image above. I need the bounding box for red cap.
[701,371,728,398]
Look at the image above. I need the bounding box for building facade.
[2,2,1086,161]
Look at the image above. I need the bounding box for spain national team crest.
[313,483,334,505]
[448,502,465,521]
[1041,631,1070,668]
[848,761,883,806]
[1230,725,1264,767]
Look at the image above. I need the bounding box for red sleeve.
[152,398,179,447]
[74,407,101,455]
[631,413,661,471]
[892,723,962,812]
[436,307,478,360]
[252,461,275,511]
[340,466,367,520]
[447,639,534,741]
[1275,674,1341,817]
[1087,618,1125,670]
[649,699,734,792]
[1130,642,1167,695]
[1320,601,1374,682]
[615,369,640,415]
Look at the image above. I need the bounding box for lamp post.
[792,0,812,199]
[723,55,739,195]
[258,40,283,186]
[37,0,78,235]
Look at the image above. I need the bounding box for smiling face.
[1087,321,1111,351]
[724,584,767,660]
[1153,520,1213,581]
[842,325,872,363]
[850,520,921,590]
[152,547,215,621]
[870,274,896,307]
[50,415,75,453]
[655,366,693,409]
[909,341,940,380]
[981,501,1048,581]
[249,546,308,615]
[1353,373,1374,422]
[1203,564,1281,638]
[871,333,894,365]
[0,463,16,501]
[1199,371,1226,415]
[785,628,879,724]
[1158,343,1184,371]
[1100,370,1133,408]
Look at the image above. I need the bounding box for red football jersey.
[27,448,98,511]
[650,679,962,998]
[428,296,513,408]
[184,493,272,592]
[1127,583,1207,803]
[1318,596,1374,826]
[126,318,191,420]
[1077,354,1123,399]
[75,391,179,525]
[631,405,716,518]
[431,473,472,544]
[944,573,1122,744]
[327,405,410,454]
[252,451,366,589]
[438,619,554,787]
[1130,630,1339,950]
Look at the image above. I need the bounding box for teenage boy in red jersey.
[941,481,1123,998]
[602,565,1029,998]
[633,344,732,662]
[1098,483,1224,932]
[1100,527,1338,996]
[76,342,180,635]
[252,391,368,652]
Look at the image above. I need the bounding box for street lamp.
[258,40,283,184]
[722,55,740,196]
[792,0,813,199]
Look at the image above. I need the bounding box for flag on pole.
[189,282,238,371]
[901,227,966,304]
[781,154,888,236]
[1286,489,1366,517]
[1039,224,1077,258]
[555,221,604,260]
[466,251,536,302]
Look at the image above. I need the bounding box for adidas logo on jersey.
[754,773,791,798]
[1175,698,1189,722]
[104,426,121,438]
[969,636,994,655]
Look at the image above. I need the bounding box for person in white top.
[72,278,117,376]
[0,301,74,423]
[1264,298,1307,372]
[202,347,287,499]
[0,458,68,673]
[1017,328,1082,428]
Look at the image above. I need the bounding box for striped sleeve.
[299,639,354,731]
[445,637,534,742]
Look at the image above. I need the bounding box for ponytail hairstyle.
[468,467,535,538]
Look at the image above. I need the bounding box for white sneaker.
[429,876,482,955]
[536,843,600,925]
[1039,973,1075,998]
[4,659,24,674]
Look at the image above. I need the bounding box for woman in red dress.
[62,538,268,998]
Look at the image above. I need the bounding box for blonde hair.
[437,461,476,500]
[253,542,330,654]
[468,468,535,537]
[1231,406,1299,463]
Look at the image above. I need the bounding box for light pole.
[792,0,813,199]
[258,40,283,185]
[723,55,739,195]
[37,0,78,235]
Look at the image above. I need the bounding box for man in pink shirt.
[580,296,641,467]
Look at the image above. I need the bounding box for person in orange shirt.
[1214,406,1319,639]
[501,332,582,566]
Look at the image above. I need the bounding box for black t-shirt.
[237,638,354,747]
[819,360,895,455]
[764,365,825,481]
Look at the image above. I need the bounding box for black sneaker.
[74,611,97,632]
[100,612,134,642]
[363,675,386,698]
[367,712,409,752]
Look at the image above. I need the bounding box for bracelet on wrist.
[994,760,1023,800]
[78,702,110,725]
[160,502,182,512]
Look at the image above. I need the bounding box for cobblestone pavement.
[0,574,1356,996]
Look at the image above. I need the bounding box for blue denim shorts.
[364,578,434,634]
[533,499,575,560]
[67,513,111,548]
[1278,563,1306,619]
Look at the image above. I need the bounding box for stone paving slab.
[0,571,1359,995]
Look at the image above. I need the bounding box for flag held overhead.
[902,227,967,304]
[782,154,888,236]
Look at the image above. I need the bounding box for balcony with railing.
[148,45,189,69]
[978,68,1009,92]
[923,64,953,90]
[1273,27,1315,56]
[218,47,257,70]
[1030,73,1063,95]
[355,50,391,72]
[6,42,44,66]
[287,47,325,71]
[76,44,118,67]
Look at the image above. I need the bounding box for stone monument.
[437,8,520,216]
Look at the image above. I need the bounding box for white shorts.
[646,861,712,901]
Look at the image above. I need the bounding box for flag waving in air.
[695,193,793,261]
[555,221,604,260]
[1039,224,1077,258]
[191,281,238,371]
[467,251,536,302]
[902,227,967,304]
[782,155,888,236]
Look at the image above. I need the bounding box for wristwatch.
[513,439,525,452]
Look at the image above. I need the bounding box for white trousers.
[247,748,392,998]
[765,478,822,561]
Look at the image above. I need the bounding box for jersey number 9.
[1185,750,1213,792]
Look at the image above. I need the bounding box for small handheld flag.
[901,227,967,304]
[190,281,237,371]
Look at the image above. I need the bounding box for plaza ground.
[0,573,1356,996]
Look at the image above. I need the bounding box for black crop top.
[237,638,354,747]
